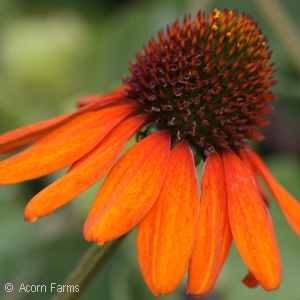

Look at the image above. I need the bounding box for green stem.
[51,234,127,300]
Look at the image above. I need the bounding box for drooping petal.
[242,270,260,288]
[246,148,300,237]
[222,150,281,291]
[238,149,269,206]
[0,113,74,155]
[77,86,126,108]
[0,104,139,184]
[137,141,199,296]
[84,131,171,245]
[0,89,128,156]
[187,151,232,297]
[24,115,149,223]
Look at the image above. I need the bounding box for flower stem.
[51,234,128,300]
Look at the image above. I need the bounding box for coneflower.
[0,8,299,297]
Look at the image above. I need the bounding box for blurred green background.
[1,0,300,299]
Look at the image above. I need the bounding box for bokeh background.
[1,0,300,299]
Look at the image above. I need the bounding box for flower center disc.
[123,8,276,156]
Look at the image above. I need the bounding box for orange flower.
[1,8,300,297]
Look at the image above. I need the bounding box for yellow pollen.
[261,41,266,46]
[226,32,232,37]
[212,25,218,31]
[237,42,240,47]
[213,8,220,19]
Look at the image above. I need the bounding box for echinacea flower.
[1,8,300,297]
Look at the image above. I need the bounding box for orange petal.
[246,148,300,237]
[187,151,232,297]
[0,104,138,184]
[77,86,126,108]
[0,113,74,155]
[0,90,129,156]
[238,149,269,206]
[24,115,149,222]
[137,141,199,295]
[242,270,260,288]
[83,131,171,245]
[222,150,281,291]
